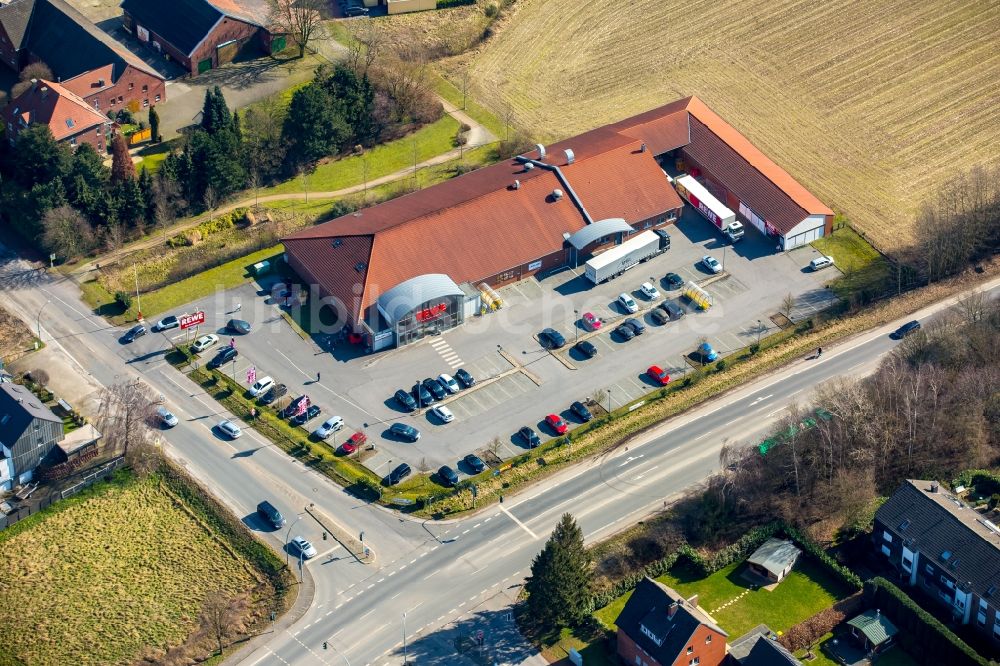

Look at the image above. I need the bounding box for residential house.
[0,382,64,492]
[746,538,801,584]
[874,479,1000,645]
[727,626,801,665]
[0,0,165,111]
[120,0,282,75]
[615,577,729,666]
[3,78,113,151]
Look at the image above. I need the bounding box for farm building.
[2,78,114,152]
[283,96,831,351]
[119,0,284,75]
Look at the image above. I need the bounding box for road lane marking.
[359,608,376,620]
[500,504,538,539]
[423,569,440,580]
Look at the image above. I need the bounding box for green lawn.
[540,627,617,666]
[811,224,885,274]
[796,633,918,666]
[135,140,179,175]
[432,72,505,139]
[259,114,461,196]
[594,558,853,639]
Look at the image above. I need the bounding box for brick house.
[120,0,282,76]
[874,479,1000,646]
[615,577,728,666]
[0,383,64,492]
[3,78,113,151]
[0,0,165,112]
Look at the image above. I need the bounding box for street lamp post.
[756,319,763,346]
[722,245,727,272]
[574,309,579,343]
[402,612,408,665]
[284,514,302,566]
[607,387,612,415]
[36,299,51,342]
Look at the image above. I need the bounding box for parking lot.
[119,205,838,483]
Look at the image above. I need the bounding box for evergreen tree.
[117,176,146,227]
[138,166,155,219]
[13,124,70,188]
[231,109,242,140]
[524,513,592,630]
[149,105,160,142]
[282,83,349,167]
[110,133,136,184]
[201,86,232,134]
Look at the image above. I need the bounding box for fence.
[0,456,125,532]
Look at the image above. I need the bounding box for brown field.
[455,0,1000,252]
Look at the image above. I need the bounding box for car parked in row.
[395,389,418,411]
[618,292,639,313]
[422,377,447,401]
[208,346,238,369]
[281,395,307,419]
[248,376,274,398]
[575,340,598,358]
[570,401,592,422]
[455,368,476,388]
[647,365,670,385]
[191,334,219,353]
[518,426,541,448]
[438,465,460,487]
[388,463,411,485]
[313,416,344,440]
[545,414,569,435]
[153,315,179,332]
[260,383,287,405]
[340,431,366,455]
[664,272,684,289]
[701,255,722,274]
[431,405,455,423]
[412,382,434,406]
[464,454,487,473]
[623,317,645,336]
[640,282,661,300]
[650,308,670,325]
[698,342,719,362]
[437,373,460,394]
[539,328,566,349]
[292,404,321,425]
[614,323,635,341]
[389,422,420,442]
[659,300,685,321]
[581,312,602,331]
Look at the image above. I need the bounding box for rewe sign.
[179,311,206,330]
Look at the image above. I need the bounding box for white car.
[217,419,242,439]
[313,416,344,440]
[248,376,274,398]
[191,334,219,353]
[437,373,460,394]
[639,282,661,300]
[810,255,835,271]
[618,293,639,313]
[431,405,455,423]
[701,255,722,274]
[291,536,318,559]
[156,405,178,428]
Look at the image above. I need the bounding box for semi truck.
[585,229,670,284]
[674,174,744,243]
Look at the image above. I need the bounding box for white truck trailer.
[674,175,744,242]
[585,230,667,284]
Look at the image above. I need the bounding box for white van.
[810,255,835,271]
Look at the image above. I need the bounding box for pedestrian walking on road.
[316,371,321,382]
[234,302,242,312]
[817,347,823,358]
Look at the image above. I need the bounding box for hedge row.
[437,0,475,7]
[951,469,1000,498]
[865,577,988,666]
[782,523,864,590]
[677,522,782,577]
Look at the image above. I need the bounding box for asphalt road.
[2,243,996,666]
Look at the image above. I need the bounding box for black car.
[390,422,420,442]
[122,324,147,343]
[539,327,566,349]
[438,465,460,487]
[256,501,285,529]
[291,404,321,425]
[570,401,593,422]
[893,320,921,338]
[344,5,369,15]
[650,308,669,325]
[665,272,684,289]
[614,323,635,340]
[227,319,252,335]
[394,389,418,411]
[464,454,487,473]
[518,426,541,448]
[575,340,598,358]
[207,346,238,369]
[412,382,435,406]
[281,395,307,418]
[455,368,476,388]
[260,383,287,405]
[422,378,446,401]
[623,317,646,335]
[388,463,411,485]
[659,301,685,321]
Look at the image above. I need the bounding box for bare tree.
[488,436,502,458]
[957,289,988,323]
[780,292,796,319]
[126,439,162,478]
[590,388,607,407]
[199,592,249,656]
[42,205,96,260]
[29,368,50,387]
[95,380,157,458]
[269,0,328,58]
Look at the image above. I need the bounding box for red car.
[545,414,569,435]
[581,312,602,332]
[647,365,671,386]
[340,431,367,455]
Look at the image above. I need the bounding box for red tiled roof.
[282,234,373,324]
[606,96,693,155]
[60,63,114,98]
[684,97,833,217]
[5,79,109,142]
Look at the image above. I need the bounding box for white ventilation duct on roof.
[512,179,521,190]
[552,189,564,200]
[564,148,575,165]
[535,143,546,160]
[524,162,534,170]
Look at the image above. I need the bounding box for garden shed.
[746,537,801,584]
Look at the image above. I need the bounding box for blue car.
[699,342,719,362]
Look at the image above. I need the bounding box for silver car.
[291,536,317,559]
[313,416,344,440]
[156,406,178,428]
[437,373,460,394]
[217,419,242,439]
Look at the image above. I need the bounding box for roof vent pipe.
[552,189,563,200]
[513,179,521,190]
[524,162,534,170]
[930,482,939,493]
[641,143,647,153]
[564,148,575,165]
[535,143,546,160]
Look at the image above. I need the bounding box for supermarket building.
[283,96,833,351]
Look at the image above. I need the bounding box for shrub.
[952,469,1000,498]
[782,523,863,590]
[167,235,191,249]
[484,2,498,17]
[437,0,475,7]
[715,358,727,371]
[114,290,132,309]
[778,594,864,652]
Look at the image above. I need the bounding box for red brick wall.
[188,17,262,75]
[617,626,727,666]
[480,248,570,289]
[63,123,111,153]
[66,66,166,114]
[617,628,662,666]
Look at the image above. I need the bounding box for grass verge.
[0,467,294,665]
[431,72,505,139]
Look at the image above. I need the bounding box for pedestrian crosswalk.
[429,336,463,369]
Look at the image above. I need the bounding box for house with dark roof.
[0,382,64,492]
[283,95,831,353]
[3,78,113,151]
[120,0,282,75]
[874,479,1000,645]
[614,577,728,666]
[0,0,165,112]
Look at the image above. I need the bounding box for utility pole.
[402,612,408,665]
[134,263,142,321]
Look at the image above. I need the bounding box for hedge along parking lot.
[0,468,294,666]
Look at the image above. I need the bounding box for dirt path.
[71,96,496,281]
